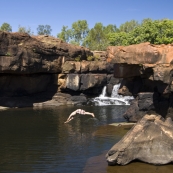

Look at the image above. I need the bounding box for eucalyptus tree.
[0,22,12,32]
[70,20,89,45]
[37,25,52,35]
[119,20,139,33]
[83,23,117,50]
[57,25,71,43]
[57,20,89,45]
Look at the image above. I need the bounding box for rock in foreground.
[106,114,173,165]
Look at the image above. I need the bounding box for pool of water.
[0,105,173,173]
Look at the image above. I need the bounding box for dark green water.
[0,105,173,173]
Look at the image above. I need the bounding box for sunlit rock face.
[66,74,80,91]
[0,31,92,74]
[107,42,173,65]
[107,42,173,85]
[106,114,173,165]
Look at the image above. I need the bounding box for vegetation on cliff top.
[1,18,173,50]
[58,19,173,50]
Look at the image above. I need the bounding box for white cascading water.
[92,84,134,106]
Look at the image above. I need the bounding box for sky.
[0,0,173,37]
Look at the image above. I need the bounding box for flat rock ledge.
[106,114,173,165]
[109,122,136,126]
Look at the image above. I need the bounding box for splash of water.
[91,84,134,106]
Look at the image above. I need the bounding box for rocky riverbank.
[0,31,119,107]
[1,31,173,122]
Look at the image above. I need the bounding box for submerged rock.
[106,114,173,165]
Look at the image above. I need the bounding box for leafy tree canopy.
[18,25,34,35]
[108,18,173,46]
[57,20,89,46]
[83,23,118,50]
[119,20,139,33]
[0,22,12,32]
[71,20,89,45]
[37,25,52,35]
[2,18,173,51]
[58,20,117,50]
[57,25,71,43]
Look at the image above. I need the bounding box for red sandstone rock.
[107,43,173,86]
[107,42,173,64]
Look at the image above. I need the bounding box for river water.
[0,105,173,173]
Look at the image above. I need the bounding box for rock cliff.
[1,31,173,117]
[0,31,91,74]
[0,31,116,107]
[106,42,173,121]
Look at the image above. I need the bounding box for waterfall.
[92,84,134,106]
[111,83,121,97]
[99,86,107,98]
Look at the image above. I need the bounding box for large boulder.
[106,114,173,165]
[123,99,143,122]
[123,89,171,122]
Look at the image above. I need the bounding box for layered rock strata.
[0,31,116,107]
[0,31,92,74]
[1,31,173,112]
[106,42,173,120]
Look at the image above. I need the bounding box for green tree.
[57,20,89,45]
[130,18,173,44]
[37,25,52,35]
[57,25,71,42]
[109,18,173,46]
[83,23,104,50]
[83,23,116,50]
[70,20,89,45]
[18,25,34,35]
[58,20,117,49]
[119,20,139,33]
[141,18,153,25]
[108,32,130,46]
[0,22,12,32]
[104,24,117,34]
[154,19,173,44]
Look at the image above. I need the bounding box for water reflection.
[84,151,173,173]
[0,105,172,173]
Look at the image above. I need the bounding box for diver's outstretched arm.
[64,110,77,123]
